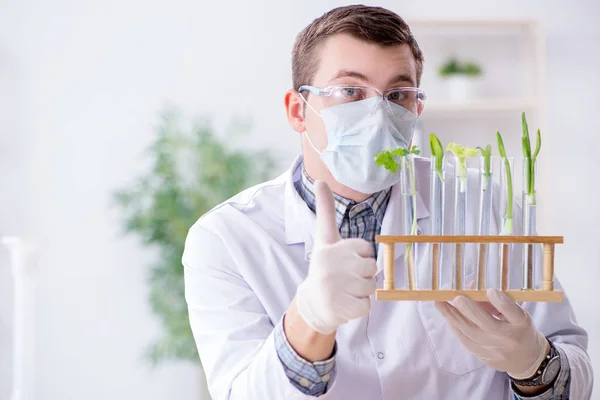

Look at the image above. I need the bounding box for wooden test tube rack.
[376,235,564,302]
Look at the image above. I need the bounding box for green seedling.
[375,146,421,266]
[497,131,513,235]
[430,133,445,182]
[477,144,492,189]
[446,142,478,192]
[521,111,541,205]
[375,145,420,237]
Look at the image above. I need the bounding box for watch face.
[541,357,561,385]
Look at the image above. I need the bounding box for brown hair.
[291,5,424,90]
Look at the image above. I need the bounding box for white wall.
[1,0,598,399]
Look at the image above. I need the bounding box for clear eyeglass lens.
[386,89,425,114]
[324,86,424,114]
[326,86,380,107]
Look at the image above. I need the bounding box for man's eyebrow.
[328,69,371,84]
[388,73,416,87]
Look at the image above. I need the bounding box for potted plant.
[438,58,483,103]
[113,108,274,395]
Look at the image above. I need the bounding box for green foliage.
[521,111,542,203]
[374,145,420,173]
[375,145,420,263]
[429,133,445,182]
[446,142,478,192]
[113,108,275,366]
[496,130,513,234]
[477,144,492,189]
[439,58,483,77]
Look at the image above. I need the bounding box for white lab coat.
[183,155,593,400]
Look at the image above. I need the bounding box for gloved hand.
[295,181,377,335]
[435,289,549,379]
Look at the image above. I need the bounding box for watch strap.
[509,340,560,387]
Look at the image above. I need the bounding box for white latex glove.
[435,288,549,380]
[295,181,377,335]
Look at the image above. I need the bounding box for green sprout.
[375,145,421,174]
[497,131,513,235]
[477,144,492,189]
[446,142,478,192]
[429,133,445,182]
[521,111,541,205]
[375,146,421,265]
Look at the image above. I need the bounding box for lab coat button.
[299,378,310,387]
[377,352,385,359]
[321,373,330,382]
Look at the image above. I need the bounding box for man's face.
[301,33,422,151]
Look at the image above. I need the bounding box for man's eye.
[341,88,362,98]
[388,91,407,101]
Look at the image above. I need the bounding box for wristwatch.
[510,340,561,387]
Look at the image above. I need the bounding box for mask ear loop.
[299,92,323,156]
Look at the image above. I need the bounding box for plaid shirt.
[274,164,390,395]
[295,166,391,257]
[275,164,571,399]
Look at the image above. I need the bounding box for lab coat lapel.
[284,155,316,260]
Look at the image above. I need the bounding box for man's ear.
[284,89,306,133]
[417,100,425,117]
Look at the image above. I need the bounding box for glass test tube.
[400,155,417,290]
[429,156,445,290]
[453,156,467,290]
[522,158,537,289]
[498,157,514,290]
[476,156,494,290]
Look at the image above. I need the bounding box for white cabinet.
[410,18,545,150]
[409,19,548,229]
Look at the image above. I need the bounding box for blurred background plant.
[439,57,483,78]
[113,108,275,366]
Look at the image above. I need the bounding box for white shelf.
[406,17,545,124]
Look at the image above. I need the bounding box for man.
[182,5,593,399]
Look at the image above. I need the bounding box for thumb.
[314,180,340,245]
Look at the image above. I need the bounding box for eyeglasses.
[298,84,426,114]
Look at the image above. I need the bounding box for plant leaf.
[496,131,507,158]
[430,134,444,165]
[446,142,477,192]
[533,129,541,159]
[375,150,399,173]
[496,130,513,229]
[477,145,492,184]
[522,111,532,159]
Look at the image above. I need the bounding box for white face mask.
[303,97,417,194]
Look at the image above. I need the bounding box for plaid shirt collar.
[295,165,390,230]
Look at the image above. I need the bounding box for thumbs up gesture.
[295,181,378,335]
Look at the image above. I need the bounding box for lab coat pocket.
[416,297,486,376]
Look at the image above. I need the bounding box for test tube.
[429,156,445,290]
[400,155,417,290]
[476,156,494,289]
[498,157,514,290]
[453,156,467,290]
[522,158,538,289]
